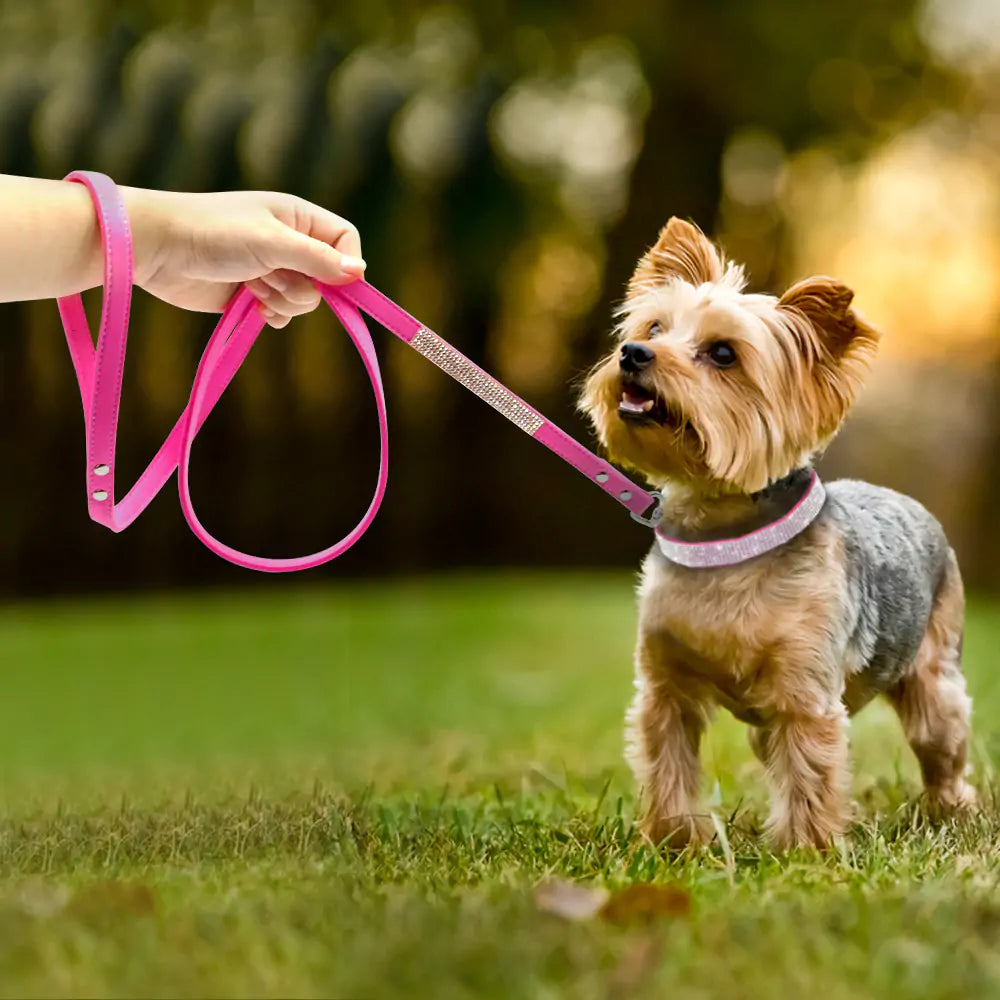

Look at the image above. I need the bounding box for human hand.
[122,188,365,329]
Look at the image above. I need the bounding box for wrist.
[120,186,171,288]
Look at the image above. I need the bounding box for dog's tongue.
[620,387,654,413]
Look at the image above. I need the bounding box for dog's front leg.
[756,707,850,849]
[627,641,710,849]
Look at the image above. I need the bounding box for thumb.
[267,227,367,285]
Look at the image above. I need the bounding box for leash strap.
[57,171,660,572]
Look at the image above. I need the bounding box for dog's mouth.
[617,379,684,429]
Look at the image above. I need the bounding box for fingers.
[247,270,322,329]
[284,195,363,261]
[298,202,363,260]
[263,196,366,285]
[266,227,366,286]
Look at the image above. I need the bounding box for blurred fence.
[0,0,997,595]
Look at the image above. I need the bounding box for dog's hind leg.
[886,550,976,811]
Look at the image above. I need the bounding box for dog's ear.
[779,275,881,438]
[628,217,723,294]
[778,276,879,359]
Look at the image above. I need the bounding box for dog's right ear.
[778,275,881,439]
[627,217,723,295]
[778,276,880,361]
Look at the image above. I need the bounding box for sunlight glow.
[782,120,1000,360]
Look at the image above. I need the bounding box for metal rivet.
[619,490,633,501]
[595,471,609,483]
[93,464,110,476]
[92,490,108,501]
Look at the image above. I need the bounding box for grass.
[1,572,1000,998]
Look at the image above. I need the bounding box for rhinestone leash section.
[408,327,544,435]
[57,171,661,572]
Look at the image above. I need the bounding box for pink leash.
[57,171,662,573]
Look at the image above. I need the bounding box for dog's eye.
[705,341,737,369]
[647,322,663,339]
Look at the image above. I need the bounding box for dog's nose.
[620,342,655,373]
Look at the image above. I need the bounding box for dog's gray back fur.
[823,479,952,694]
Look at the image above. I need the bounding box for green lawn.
[1,573,999,998]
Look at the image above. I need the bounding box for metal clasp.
[630,490,664,528]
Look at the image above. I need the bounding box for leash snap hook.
[630,490,664,528]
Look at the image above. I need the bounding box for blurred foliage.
[0,0,995,594]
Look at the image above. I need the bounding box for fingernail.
[259,304,276,319]
[340,255,366,273]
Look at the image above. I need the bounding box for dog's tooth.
[639,399,654,412]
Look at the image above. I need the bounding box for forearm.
[0,174,363,325]
[0,174,160,302]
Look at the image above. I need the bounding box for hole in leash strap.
[595,471,609,483]
[93,464,110,476]
[92,490,109,501]
[619,490,632,501]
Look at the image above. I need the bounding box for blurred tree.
[577,0,957,357]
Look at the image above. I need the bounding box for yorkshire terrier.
[580,218,975,849]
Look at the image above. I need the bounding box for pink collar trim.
[654,471,826,568]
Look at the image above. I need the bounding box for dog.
[579,218,975,849]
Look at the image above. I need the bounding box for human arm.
[0,174,365,328]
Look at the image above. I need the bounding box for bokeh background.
[0,0,997,596]
[3,8,1000,994]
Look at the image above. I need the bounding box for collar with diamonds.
[654,470,827,569]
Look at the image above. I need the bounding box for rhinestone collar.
[654,470,826,568]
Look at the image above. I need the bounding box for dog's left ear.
[778,276,879,359]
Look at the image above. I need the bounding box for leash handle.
[57,171,388,572]
[57,171,658,573]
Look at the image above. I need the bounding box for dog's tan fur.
[581,219,879,497]
[581,219,974,849]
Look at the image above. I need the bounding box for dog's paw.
[764,812,844,852]
[643,813,714,852]
[925,780,978,817]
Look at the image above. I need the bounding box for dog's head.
[579,218,880,493]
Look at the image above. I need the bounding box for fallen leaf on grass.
[67,881,157,919]
[534,878,610,920]
[534,879,691,925]
[600,883,691,925]
[15,878,71,919]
